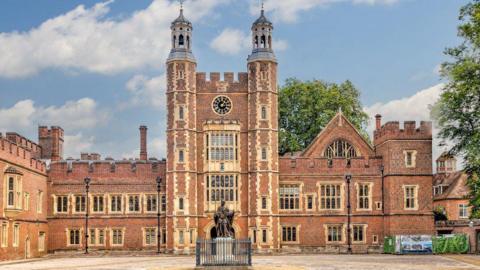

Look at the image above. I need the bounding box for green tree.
[279,78,369,155]
[431,1,480,217]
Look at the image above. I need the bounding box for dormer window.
[324,140,357,159]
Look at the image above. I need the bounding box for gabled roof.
[301,111,374,158]
[434,172,469,200]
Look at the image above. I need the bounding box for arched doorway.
[210,227,235,239]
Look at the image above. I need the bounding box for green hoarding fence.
[383,236,395,254]
[432,234,469,254]
[384,234,470,254]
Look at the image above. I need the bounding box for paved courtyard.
[1,254,480,270]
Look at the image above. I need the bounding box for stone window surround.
[110,228,126,247]
[12,223,20,247]
[91,194,106,214]
[317,182,345,211]
[1,222,8,248]
[109,194,124,214]
[144,194,159,213]
[355,182,373,211]
[66,228,82,247]
[403,150,418,168]
[142,227,157,246]
[279,182,303,211]
[72,194,87,214]
[304,193,316,211]
[403,185,419,210]
[37,190,43,214]
[281,224,300,244]
[89,227,107,247]
[126,194,141,214]
[324,224,345,244]
[4,173,22,210]
[351,224,368,244]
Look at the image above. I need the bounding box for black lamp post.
[156,176,162,254]
[84,177,91,254]
[345,173,352,254]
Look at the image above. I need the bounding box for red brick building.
[0,131,49,260]
[433,153,480,253]
[0,7,435,260]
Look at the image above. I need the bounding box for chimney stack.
[139,126,148,160]
[375,114,382,130]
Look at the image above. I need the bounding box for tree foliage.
[431,0,480,218]
[278,78,369,155]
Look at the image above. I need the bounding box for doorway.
[25,237,31,259]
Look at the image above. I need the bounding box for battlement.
[196,72,248,93]
[279,156,384,175]
[373,119,432,146]
[5,132,42,159]
[0,134,46,174]
[48,158,166,179]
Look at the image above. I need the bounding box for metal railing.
[196,238,252,266]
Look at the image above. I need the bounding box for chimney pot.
[375,114,382,130]
[140,126,148,160]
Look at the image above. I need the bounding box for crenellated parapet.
[279,156,384,175]
[196,72,248,93]
[0,133,46,174]
[373,120,432,146]
[48,158,166,183]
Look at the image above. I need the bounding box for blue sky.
[0,0,468,161]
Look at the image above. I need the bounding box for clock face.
[212,96,232,115]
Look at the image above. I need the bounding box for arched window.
[173,35,176,48]
[324,140,357,159]
[179,34,184,46]
[186,36,190,49]
[261,35,266,48]
[268,35,272,49]
[255,36,259,48]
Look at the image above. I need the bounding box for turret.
[167,4,195,63]
[247,6,276,63]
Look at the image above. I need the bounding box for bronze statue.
[214,200,235,238]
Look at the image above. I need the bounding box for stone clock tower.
[166,6,279,253]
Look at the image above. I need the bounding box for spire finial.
[261,0,264,14]
[180,0,184,12]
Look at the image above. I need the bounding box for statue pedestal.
[215,237,234,263]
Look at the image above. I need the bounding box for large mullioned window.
[320,184,342,210]
[279,184,300,210]
[206,132,238,161]
[324,140,357,159]
[206,175,238,202]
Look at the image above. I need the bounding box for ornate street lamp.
[156,176,162,254]
[84,177,91,254]
[345,173,352,254]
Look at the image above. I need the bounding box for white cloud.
[210,28,288,55]
[64,133,95,158]
[364,83,452,166]
[0,98,108,135]
[251,0,400,23]
[0,98,107,159]
[125,74,166,108]
[0,100,36,131]
[211,28,251,55]
[121,136,166,160]
[0,0,228,78]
